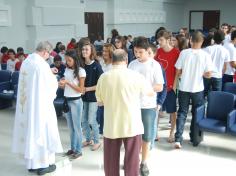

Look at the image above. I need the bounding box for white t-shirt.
[128,58,164,108]
[205,44,230,78]
[100,59,112,72]
[223,34,231,44]
[7,59,17,72]
[175,48,213,93]
[94,40,104,46]
[64,67,86,97]
[224,42,236,75]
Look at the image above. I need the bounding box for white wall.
[107,0,166,38]
[4,0,235,53]
[0,0,28,52]
[163,0,185,32]
[183,0,236,30]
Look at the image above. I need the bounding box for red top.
[155,47,180,91]
[15,61,22,71]
[15,53,28,59]
[1,54,9,64]
[67,42,75,50]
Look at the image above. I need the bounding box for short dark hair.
[213,30,225,44]
[191,31,204,43]
[231,30,236,41]
[0,46,8,53]
[17,47,24,53]
[148,43,157,55]
[112,49,128,63]
[157,30,171,40]
[154,27,166,40]
[7,48,16,55]
[133,36,149,50]
[53,54,62,62]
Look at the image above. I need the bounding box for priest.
[12,41,63,175]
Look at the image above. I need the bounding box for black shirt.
[82,61,103,102]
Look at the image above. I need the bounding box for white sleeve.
[79,67,86,78]
[153,62,164,85]
[175,51,184,70]
[230,47,236,61]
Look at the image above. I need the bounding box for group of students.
[0,47,27,72]
[9,22,236,176]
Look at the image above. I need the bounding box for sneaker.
[64,149,74,156]
[140,163,149,176]
[70,152,82,159]
[174,142,182,149]
[37,164,56,175]
[91,143,101,151]
[28,169,38,173]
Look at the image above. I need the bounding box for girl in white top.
[59,49,86,159]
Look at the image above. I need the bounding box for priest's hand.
[59,78,66,88]
[51,67,58,74]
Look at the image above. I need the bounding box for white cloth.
[12,53,63,169]
[175,48,213,93]
[205,44,230,78]
[224,42,236,75]
[128,58,164,108]
[64,67,86,97]
[99,59,112,72]
[94,40,104,46]
[223,34,231,44]
[7,59,17,72]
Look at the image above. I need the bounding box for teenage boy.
[204,30,230,96]
[129,37,164,176]
[155,30,180,143]
[174,31,213,149]
[223,30,236,88]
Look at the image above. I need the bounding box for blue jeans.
[141,108,156,142]
[82,102,100,144]
[175,91,204,143]
[151,109,159,149]
[222,74,234,90]
[204,77,222,97]
[65,98,83,153]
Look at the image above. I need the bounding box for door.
[189,10,220,32]
[84,12,104,43]
[203,11,220,31]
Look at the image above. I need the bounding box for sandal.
[91,143,101,151]
[82,140,93,147]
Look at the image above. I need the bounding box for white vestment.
[12,53,63,169]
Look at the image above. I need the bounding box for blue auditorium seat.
[193,91,235,146]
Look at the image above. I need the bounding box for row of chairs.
[192,82,236,146]
[0,70,19,109]
[1,63,7,70]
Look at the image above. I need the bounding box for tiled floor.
[0,107,236,176]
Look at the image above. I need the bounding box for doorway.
[189,10,220,32]
[84,12,104,43]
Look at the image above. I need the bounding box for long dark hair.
[65,49,83,79]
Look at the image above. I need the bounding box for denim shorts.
[141,108,156,142]
[162,90,177,113]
